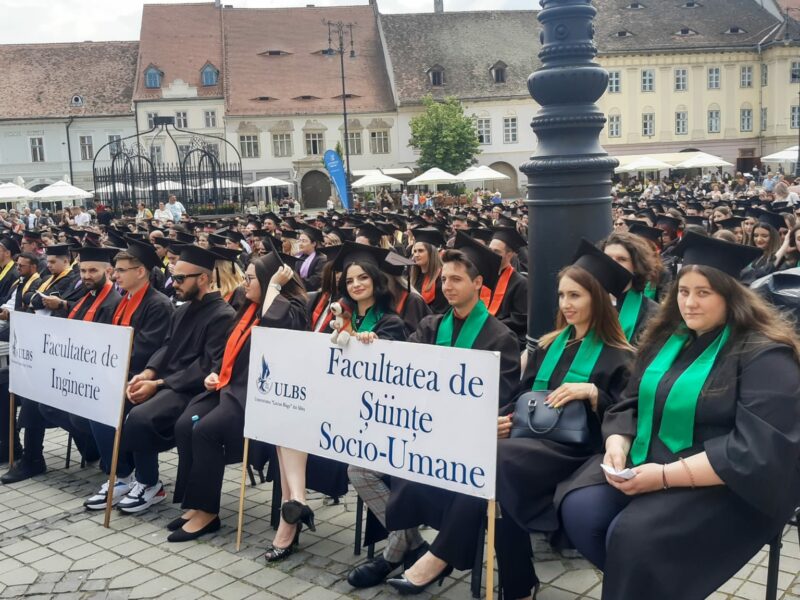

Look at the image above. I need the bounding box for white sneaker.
[84,475,134,510]
[117,480,166,514]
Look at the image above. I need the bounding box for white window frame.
[641,69,655,92]
[608,71,621,93]
[108,134,122,156]
[503,117,518,143]
[740,108,753,132]
[675,111,688,135]
[791,106,800,130]
[79,135,94,161]
[792,61,800,84]
[305,132,324,156]
[642,113,655,137]
[346,131,363,156]
[146,112,158,129]
[707,67,720,89]
[608,114,621,138]
[476,118,492,145]
[708,110,721,133]
[369,130,390,154]
[29,137,45,163]
[761,107,768,132]
[239,134,260,159]
[761,64,768,87]
[175,111,188,128]
[674,68,688,91]
[204,110,217,128]
[150,144,163,165]
[740,65,753,88]
[272,133,293,158]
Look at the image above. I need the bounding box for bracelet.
[661,464,670,490]
[679,457,696,489]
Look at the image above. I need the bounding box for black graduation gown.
[615,289,659,345]
[124,286,174,375]
[491,268,527,349]
[740,254,777,285]
[67,285,121,323]
[24,269,81,317]
[296,252,326,292]
[225,285,247,312]
[412,273,449,314]
[557,330,800,600]
[305,291,335,333]
[384,311,521,570]
[398,289,431,336]
[0,262,19,306]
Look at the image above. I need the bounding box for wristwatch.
[270,283,282,292]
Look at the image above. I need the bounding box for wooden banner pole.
[486,500,496,600]
[8,393,15,469]
[103,333,134,529]
[236,437,251,551]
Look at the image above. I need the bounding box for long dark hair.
[753,223,781,259]
[539,265,631,351]
[236,253,307,321]
[338,260,394,315]
[635,265,800,368]
[601,231,661,293]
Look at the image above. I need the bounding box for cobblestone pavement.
[0,430,797,600]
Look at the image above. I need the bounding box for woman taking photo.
[492,239,635,600]
[169,253,307,543]
[600,232,661,343]
[740,213,783,284]
[409,227,449,314]
[559,232,800,600]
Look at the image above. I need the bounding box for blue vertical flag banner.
[323,149,350,210]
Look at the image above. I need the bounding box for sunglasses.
[172,273,203,284]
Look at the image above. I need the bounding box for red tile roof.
[134,2,224,100]
[222,4,395,116]
[0,41,138,120]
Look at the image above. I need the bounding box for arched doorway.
[488,161,519,199]
[301,170,331,209]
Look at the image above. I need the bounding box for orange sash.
[420,272,439,305]
[112,283,149,327]
[479,266,513,316]
[311,292,332,332]
[396,290,408,315]
[69,280,114,322]
[217,303,260,389]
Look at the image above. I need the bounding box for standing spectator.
[22,207,35,230]
[153,201,174,222]
[167,195,187,221]
[136,202,153,222]
[72,205,91,227]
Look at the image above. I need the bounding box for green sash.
[630,324,730,465]
[643,282,657,300]
[435,301,489,349]
[618,290,643,342]
[353,306,383,333]
[532,326,604,391]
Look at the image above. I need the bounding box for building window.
[201,64,219,86]
[370,131,390,154]
[708,109,721,133]
[206,143,220,158]
[792,62,800,84]
[147,112,158,129]
[175,111,188,128]
[641,69,655,92]
[674,68,688,91]
[503,117,518,143]
[675,111,688,135]
[178,144,191,163]
[204,110,217,128]
[272,133,293,157]
[608,114,621,138]
[642,113,654,137]
[707,67,720,89]
[429,68,445,87]
[740,108,753,132]
[476,118,492,144]
[305,132,324,155]
[150,145,163,165]
[761,107,768,132]
[145,67,162,89]
[792,106,800,130]
[239,135,260,159]
[761,64,768,87]
[346,131,362,156]
[79,135,94,161]
[30,137,45,163]
[608,70,621,93]
[740,65,753,88]
[493,67,506,83]
[108,135,122,156]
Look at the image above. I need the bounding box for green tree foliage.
[409,95,480,174]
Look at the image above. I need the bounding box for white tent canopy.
[614,157,674,174]
[614,151,731,171]
[673,152,733,169]
[33,180,93,201]
[0,182,35,200]
[474,165,510,180]
[197,179,241,189]
[407,168,460,185]
[351,173,404,189]
[92,183,134,194]
[762,146,799,163]
[246,176,292,188]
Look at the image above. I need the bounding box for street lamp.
[325,20,356,210]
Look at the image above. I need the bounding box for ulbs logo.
[255,355,307,401]
[11,332,33,362]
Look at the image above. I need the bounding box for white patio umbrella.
[33,180,93,202]
[673,152,733,169]
[0,182,34,200]
[92,183,133,194]
[198,179,241,189]
[474,164,510,181]
[762,146,800,163]
[407,167,460,186]
[246,177,292,209]
[614,157,674,174]
[455,166,481,181]
[351,173,404,189]
[155,180,185,191]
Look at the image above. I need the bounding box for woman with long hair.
[559,232,800,600]
[210,249,247,311]
[409,227,448,314]
[600,232,661,343]
[294,227,326,292]
[169,253,307,542]
[492,240,635,600]
[740,215,782,284]
[775,224,800,270]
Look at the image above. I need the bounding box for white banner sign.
[244,328,499,499]
[9,312,133,428]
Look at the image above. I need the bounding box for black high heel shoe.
[281,500,316,532]
[386,565,454,595]
[264,523,302,562]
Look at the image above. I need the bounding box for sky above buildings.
[2,0,542,44]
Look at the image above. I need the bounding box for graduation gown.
[295,252,326,292]
[489,267,527,348]
[557,330,800,600]
[615,289,659,344]
[0,262,19,306]
[67,285,121,323]
[411,273,450,314]
[384,310,520,570]
[124,286,174,375]
[24,269,81,317]
[740,254,777,285]
[397,289,431,336]
[225,286,247,312]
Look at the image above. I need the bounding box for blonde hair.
[214,259,245,297]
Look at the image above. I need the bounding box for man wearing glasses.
[114,244,235,514]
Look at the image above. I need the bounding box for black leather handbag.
[509,390,591,445]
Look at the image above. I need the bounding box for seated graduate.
[294,227,326,292]
[376,233,520,595]
[485,226,528,349]
[559,233,800,600]
[493,239,635,600]
[306,247,341,334]
[740,212,784,285]
[209,247,247,311]
[409,227,449,314]
[170,252,306,542]
[599,232,661,343]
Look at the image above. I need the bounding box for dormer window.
[683,1,701,6]
[676,27,698,36]
[145,66,162,89]
[201,63,219,86]
[252,96,277,101]
[491,61,507,84]
[428,65,445,87]
[725,26,746,34]
[70,95,84,107]
[259,50,290,56]
[615,30,634,38]
[333,93,360,99]
[294,95,319,100]
[627,2,644,8]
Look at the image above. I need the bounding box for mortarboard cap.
[411,227,445,249]
[0,237,21,255]
[572,238,632,298]
[675,231,761,279]
[491,227,527,252]
[453,231,502,290]
[124,239,160,271]
[45,244,72,257]
[757,210,786,231]
[178,245,218,271]
[76,246,119,264]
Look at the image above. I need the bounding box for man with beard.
[2,246,121,483]
[115,245,234,514]
[23,244,82,317]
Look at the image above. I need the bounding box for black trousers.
[495,512,539,599]
[121,388,193,454]
[37,405,99,463]
[0,367,20,456]
[173,391,244,514]
[17,398,46,461]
